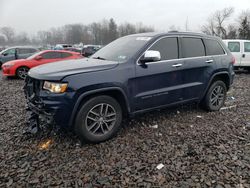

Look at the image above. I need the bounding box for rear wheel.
[202,80,227,111]
[16,66,29,79]
[75,95,122,143]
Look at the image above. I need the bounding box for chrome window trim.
[136,35,228,66]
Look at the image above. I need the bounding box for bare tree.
[0,27,15,44]
[202,7,234,38]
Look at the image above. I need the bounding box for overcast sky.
[0,0,249,35]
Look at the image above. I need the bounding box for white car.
[223,39,250,71]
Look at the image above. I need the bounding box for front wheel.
[202,80,227,111]
[75,95,122,143]
[16,66,29,79]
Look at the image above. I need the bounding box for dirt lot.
[0,71,250,188]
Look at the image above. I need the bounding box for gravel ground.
[0,71,250,188]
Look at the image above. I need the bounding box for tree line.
[0,19,154,46]
[0,9,250,47]
[202,8,250,39]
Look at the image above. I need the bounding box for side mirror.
[3,53,8,56]
[35,55,42,60]
[140,50,161,63]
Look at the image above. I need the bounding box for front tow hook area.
[23,105,55,135]
[23,109,40,134]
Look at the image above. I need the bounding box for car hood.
[28,58,118,80]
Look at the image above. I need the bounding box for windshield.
[27,51,43,60]
[91,36,152,62]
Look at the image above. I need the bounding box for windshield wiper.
[92,56,106,60]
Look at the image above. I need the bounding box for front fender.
[69,87,130,127]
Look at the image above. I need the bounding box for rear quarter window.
[181,38,205,58]
[61,52,72,58]
[41,52,61,59]
[228,42,240,52]
[205,39,225,55]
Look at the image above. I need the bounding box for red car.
[2,50,82,79]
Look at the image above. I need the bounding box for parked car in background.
[2,50,81,79]
[64,47,82,53]
[24,32,235,143]
[54,44,73,50]
[81,45,102,57]
[0,46,39,68]
[223,39,250,71]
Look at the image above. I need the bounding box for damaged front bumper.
[24,76,74,133]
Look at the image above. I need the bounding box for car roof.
[128,31,217,39]
[6,46,38,49]
[223,39,250,42]
[40,50,80,54]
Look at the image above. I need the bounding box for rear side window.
[29,48,37,53]
[149,37,178,60]
[41,52,61,59]
[228,42,240,52]
[244,42,250,52]
[61,52,72,58]
[18,48,31,54]
[205,39,225,55]
[181,38,205,58]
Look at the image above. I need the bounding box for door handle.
[172,63,183,67]
[242,54,246,58]
[205,59,214,63]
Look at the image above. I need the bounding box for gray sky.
[0,0,249,34]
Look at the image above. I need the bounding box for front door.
[134,37,185,111]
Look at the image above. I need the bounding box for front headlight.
[3,64,14,68]
[43,81,68,93]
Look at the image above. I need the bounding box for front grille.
[24,76,41,102]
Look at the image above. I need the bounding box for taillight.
[232,56,236,65]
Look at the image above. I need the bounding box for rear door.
[227,41,242,66]
[134,37,185,111]
[180,37,217,100]
[241,41,250,67]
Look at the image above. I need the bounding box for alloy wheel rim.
[85,103,117,136]
[18,68,28,79]
[210,85,225,108]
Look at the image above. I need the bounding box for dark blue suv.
[24,32,235,143]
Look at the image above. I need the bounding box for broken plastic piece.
[150,124,158,129]
[156,163,164,170]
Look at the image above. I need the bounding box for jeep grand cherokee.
[24,32,235,143]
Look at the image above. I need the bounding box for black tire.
[75,95,122,143]
[16,66,29,79]
[247,67,250,73]
[0,62,2,69]
[201,80,227,111]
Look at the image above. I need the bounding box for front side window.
[3,48,15,55]
[228,42,240,52]
[41,52,61,59]
[182,38,205,58]
[244,42,250,52]
[149,37,178,60]
[205,39,225,55]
